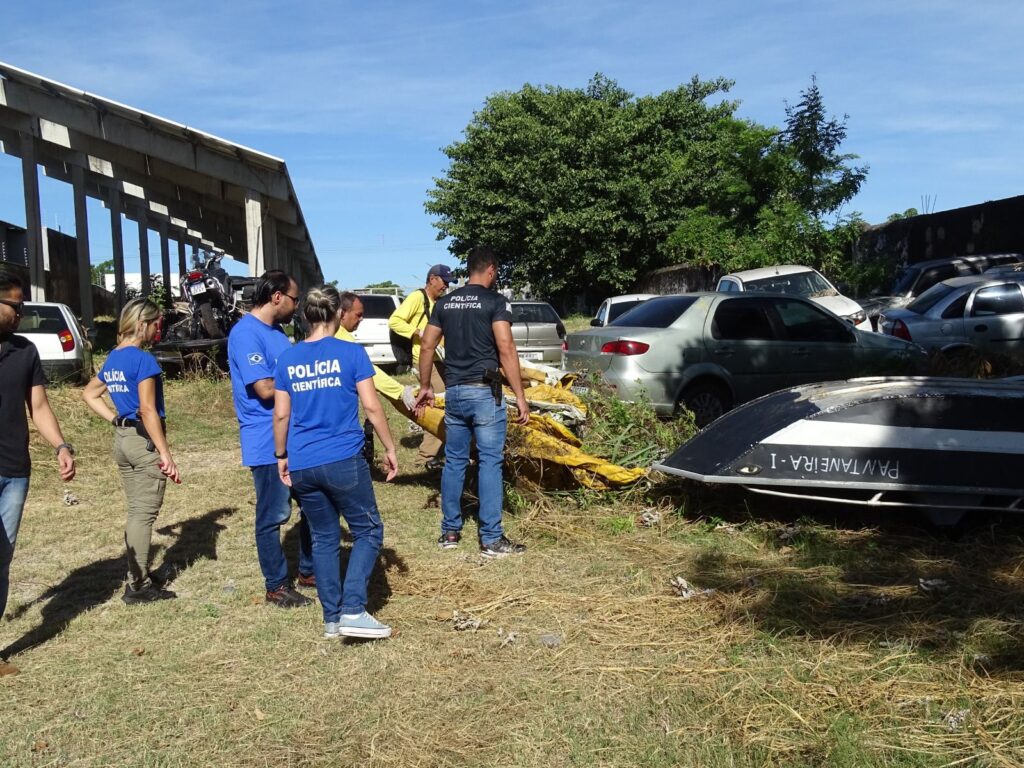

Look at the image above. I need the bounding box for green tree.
[91,258,114,287]
[364,280,399,289]
[426,73,739,300]
[780,76,867,218]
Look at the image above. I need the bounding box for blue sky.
[2,0,1022,289]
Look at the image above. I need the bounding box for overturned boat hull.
[653,377,1024,513]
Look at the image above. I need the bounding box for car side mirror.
[590,318,602,327]
[836,282,850,294]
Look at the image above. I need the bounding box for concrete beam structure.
[0,60,323,319]
[71,163,94,327]
[109,187,126,310]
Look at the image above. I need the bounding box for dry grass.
[2,377,1024,766]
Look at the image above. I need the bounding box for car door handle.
[974,324,988,332]
[712,348,733,357]
[791,348,809,356]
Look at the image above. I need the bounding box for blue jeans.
[0,475,30,618]
[290,456,384,622]
[251,464,313,592]
[441,384,507,544]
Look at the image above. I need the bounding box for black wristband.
[274,450,288,459]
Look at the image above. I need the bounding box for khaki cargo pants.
[113,427,166,588]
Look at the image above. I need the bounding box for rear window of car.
[907,283,957,314]
[511,303,560,324]
[357,295,398,319]
[611,296,697,328]
[17,305,66,333]
[607,299,646,322]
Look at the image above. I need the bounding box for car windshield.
[611,296,697,328]
[906,283,957,314]
[511,303,560,323]
[890,267,920,296]
[358,295,397,319]
[607,299,646,322]
[743,271,835,297]
[17,304,65,333]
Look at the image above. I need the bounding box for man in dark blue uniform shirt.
[414,247,530,558]
[228,270,313,608]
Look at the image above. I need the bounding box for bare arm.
[138,377,179,483]
[28,384,75,481]
[413,324,443,414]
[251,378,275,401]
[493,321,530,425]
[273,388,292,486]
[357,378,398,481]
[82,376,116,423]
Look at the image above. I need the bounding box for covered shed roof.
[0,60,322,296]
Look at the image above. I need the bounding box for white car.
[590,293,658,327]
[351,293,402,369]
[717,265,872,331]
[18,301,93,384]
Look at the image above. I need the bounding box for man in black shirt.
[414,247,529,558]
[0,272,76,673]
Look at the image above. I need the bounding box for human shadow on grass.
[151,506,236,586]
[1,507,236,660]
[656,480,1024,672]
[284,517,409,615]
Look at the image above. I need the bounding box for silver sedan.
[565,293,925,426]
[879,274,1024,357]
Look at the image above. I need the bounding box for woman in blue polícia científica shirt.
[83,298,181,604]
[273,285,398,640]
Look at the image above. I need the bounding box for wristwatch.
[56,442,75,457]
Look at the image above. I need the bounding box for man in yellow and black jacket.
[388,264,452,467]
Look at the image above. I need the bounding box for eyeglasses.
[0,299,24,315]
[280,292,300,303]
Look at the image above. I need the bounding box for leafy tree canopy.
[426,74,869,301]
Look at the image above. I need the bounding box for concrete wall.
[853,195,1024,286]
[1,219,117,319]
[637,263,721,295]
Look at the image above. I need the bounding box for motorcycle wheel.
[198,302,225,339]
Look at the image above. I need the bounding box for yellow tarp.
[369,363,645,489]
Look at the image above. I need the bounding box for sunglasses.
[0,299,24,314]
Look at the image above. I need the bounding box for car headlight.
[845,310,866,326]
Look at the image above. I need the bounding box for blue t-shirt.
[228,313,293,466]
[98,346,165,418]
[274,337,375,472]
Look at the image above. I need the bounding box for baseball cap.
[427,264,454,285]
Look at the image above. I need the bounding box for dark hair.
[253,270,294,307]
[467,247,500,275]
[339,291,360,313]
[0,271,24,295]
[303,285,341,326]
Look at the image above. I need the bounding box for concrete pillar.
[159,220,171,307]
[137,218,150,296]
[177,238,186,279]
[109,189,126,311]
[19,133,45,301]
[71,165,94,328]
[244,190,264,277]
[262,215,277,273]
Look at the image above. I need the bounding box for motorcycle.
[174,251,257,340]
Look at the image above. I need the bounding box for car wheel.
[681,382,729,428]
